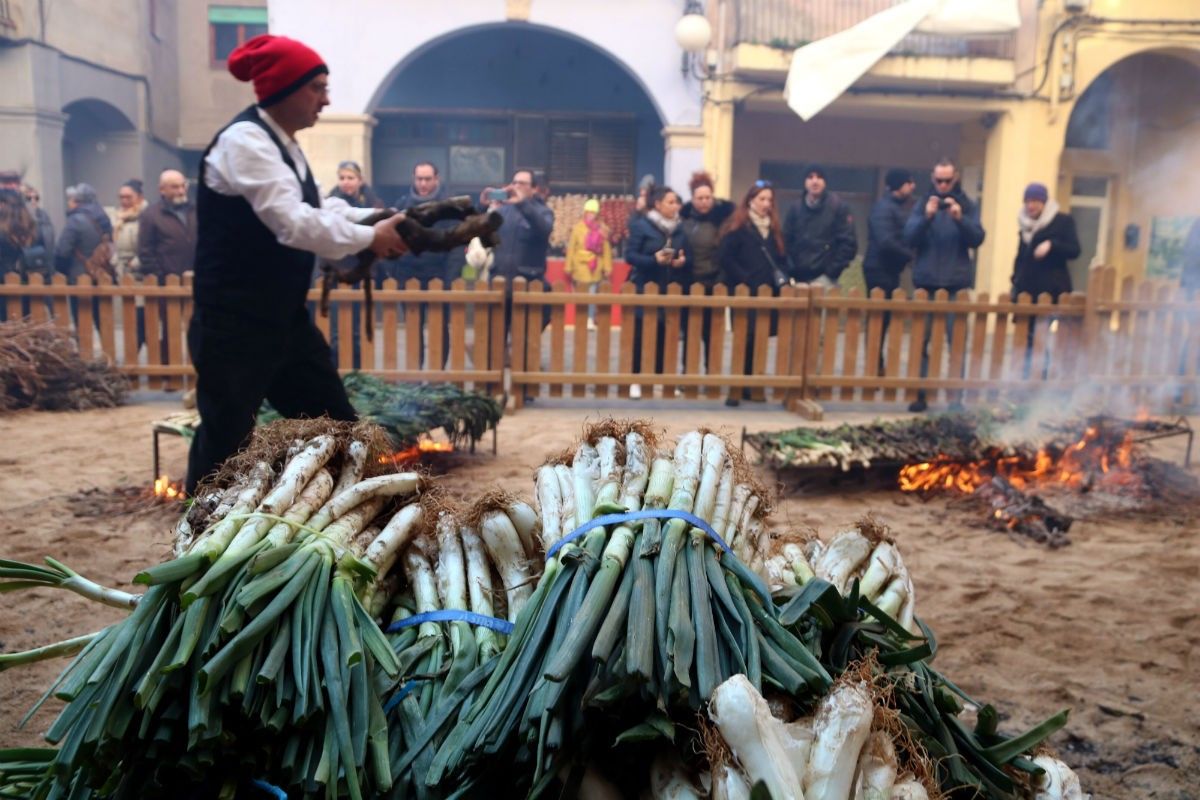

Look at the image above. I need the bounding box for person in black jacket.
[783,164,856,286]
[864,168,915,372]
[1011,182,1081,378]
[681,170,735,372]
[386,161,460,367]
[718,179,789,406]
[625,185,687,398]
[1011,182,1081,301]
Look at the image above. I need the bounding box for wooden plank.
[164,275,183,389]
[818,293,840,402]
[510,279,529,409]
[26,274,48,323]
[1129,281,1155,407]
[1161,288,1188,401]
[946,289,969,407]
[862,288,884,404]
[594,280,613,401]
[840,287,863,404]
[617,283,635,399]
[1027,293,1052,390]
[987,294,1010,404]
[381,278,399,374]
[572,281,589,398]
[965,292,990,404]
[97,276,116,369]
[548,280,566,398]
[121,275,137,368]
[639,282,661,398]
[337,294,354,372]
[1007,293,1032,390]
[1061,294,1088,383]
[3,273,20,320]
[662,283,683,395]
[926,290,949,404]
[525,280,543,401]
[1111,277,1136,408]
[728,284,750,403]
[684,283,703,399]
[904,289,928,404]
[181,273,194,390]
[1092,267,1118,408]
[141,279,158,377]
[404,278,422,373]
[360,297,377,374]
[52,274,71,332]
[488,277,505,397]
[470,280,488,391]
[1150,285,1175,391]
[428,281,447,374]
[78,276,96,360]
[885,288,906,403]
[708,285,729,399]
[787,285,810,406]
[749,285,772,402]
[773,285,797,405]
[448,279,467,386]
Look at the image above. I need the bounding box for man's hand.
[654,248,674,266]
[670,253,686,268]
[924,196,940,219]
[370,212,408,259]
[1034,240,1052,259]
[945,198,963,222]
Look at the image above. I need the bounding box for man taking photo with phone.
[902,156,985,412]
[486,169,555,351]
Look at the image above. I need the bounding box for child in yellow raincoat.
[565,198,612,329]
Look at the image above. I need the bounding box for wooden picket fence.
[1,267,1197,413]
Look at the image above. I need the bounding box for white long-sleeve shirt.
[203,106,375,260]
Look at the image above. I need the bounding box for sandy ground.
[0,398,1197,798]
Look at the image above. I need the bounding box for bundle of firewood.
[0,319,128,412]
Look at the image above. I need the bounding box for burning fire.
[898,426,1135,496]
[378,438,455,467]
[153,475,185,501]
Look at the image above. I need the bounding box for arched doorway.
[368,24,665,204]
[1062,49,1200,286]
[61,99,139,202]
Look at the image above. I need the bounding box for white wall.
[269,0,702,128]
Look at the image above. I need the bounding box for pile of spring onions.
[0,419,1088,799]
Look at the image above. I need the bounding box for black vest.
[193,105,321,324]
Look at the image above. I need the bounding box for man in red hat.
[186,34,408,493]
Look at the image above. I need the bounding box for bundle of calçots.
[747,412,1004,472]
[0,419,1089,799]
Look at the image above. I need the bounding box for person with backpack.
[55,183,114,281]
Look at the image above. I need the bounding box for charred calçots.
[318,196,504,340]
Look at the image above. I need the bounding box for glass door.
[1067,175,1112,293]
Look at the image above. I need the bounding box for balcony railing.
[732,0,1016,59]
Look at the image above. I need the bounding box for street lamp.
[674,1,712,77]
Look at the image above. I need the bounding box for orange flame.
[377,439,455,466]
[153,475,184,501]
[899,427,1136,497]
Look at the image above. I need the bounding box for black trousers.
[185,307,356,494]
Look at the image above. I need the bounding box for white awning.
[784,0,1021,121]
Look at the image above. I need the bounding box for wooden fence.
[1,267,1197,413]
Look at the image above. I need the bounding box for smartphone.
[485,188,509,203]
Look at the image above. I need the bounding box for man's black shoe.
[907,398,928,413]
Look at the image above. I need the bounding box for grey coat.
[54,202,113,279]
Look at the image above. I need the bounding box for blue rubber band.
[251,778,288,799]
[386,610,515,635]
[383,678,421,714]
[547,509,734,561]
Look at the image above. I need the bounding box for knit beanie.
[805,163,828,181]
[583,198,600,213]
[885,168,913,191]
[228,35,328,108]
[1023,182,1049,203]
